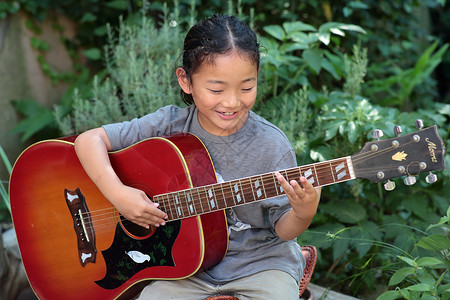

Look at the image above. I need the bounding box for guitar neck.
[154,156,355,222]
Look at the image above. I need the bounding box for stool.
[205,245,317,300]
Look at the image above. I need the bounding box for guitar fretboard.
[154,157,355,221]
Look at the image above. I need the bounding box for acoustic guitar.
[9,123,446,299]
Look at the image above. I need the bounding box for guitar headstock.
[351,121,446,190]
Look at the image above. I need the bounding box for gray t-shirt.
[103,105,305,284]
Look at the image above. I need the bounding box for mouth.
[217,111,238,120]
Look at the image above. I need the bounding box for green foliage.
[55,11,185,134]
[366,41,450,109]
[11,69,96,141]
[258,20,365,99]
[11,99,58,142]
[0,146,12,222]
[256,86,312,158]
[376,207,450,300]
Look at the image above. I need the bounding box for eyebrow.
[207,77,257,84]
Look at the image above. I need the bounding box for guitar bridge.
[65,188,97,267]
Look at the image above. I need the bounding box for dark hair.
[179,14,260,105]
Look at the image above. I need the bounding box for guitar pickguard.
[95,221,181,289]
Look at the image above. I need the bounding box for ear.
[176,67,192,94]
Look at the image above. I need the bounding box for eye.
[208,89,223,94]
[241,87,254,92]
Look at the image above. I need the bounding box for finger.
[290,178,306,197]
[131,202,168,228]
[275,171,298,197]
[136,214,166,228]
[139,193,168,220]
[299,177,321,202]
[299,176,314,190]
[151,202,169,220]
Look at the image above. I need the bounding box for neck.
[154,156,355,222]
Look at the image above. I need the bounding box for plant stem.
[280,62,307,97]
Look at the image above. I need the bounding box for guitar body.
[10,133,228,300]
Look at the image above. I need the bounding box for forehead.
[194,50,258,79]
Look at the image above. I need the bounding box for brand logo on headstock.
[392,151,408,161]
[426,138,438,163]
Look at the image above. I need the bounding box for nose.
[222,91,239,108]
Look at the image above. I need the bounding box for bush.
[55,11,185,135]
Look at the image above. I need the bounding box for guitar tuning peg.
[394,125,402,137]
[425,172,438,184]
[371,129,384,140]
[415,119,424,130]
[384,180,396,191]
[403,175,417,186]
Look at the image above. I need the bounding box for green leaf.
[389,267,415,286]
[83,48,102,60]
[10,111,55,142]
[406,283,432,292]
[319,22,366,35]
[330,28,345,36]
[324,120,345,141]
[317,32,330,45]
[302,49,323,74]
[348,1,370,9]
[263,25,286,41]
[0,145,12,174]
[402,195,429,220]
[347,121,357,144]
[361,221,382,241]
[80,12,96,23]
[417,235,450,251]
[398,289,410,299]
[376,290,402,300]
[283,21,316,34]
[290,31,310,44]
[417,257,444,268]
[310,146,334,161]
[30,37,50,51]
[398,256,416,267]
[337,24,367,34]
[105,0,129,10]
[321,58,340,79]
[420,295,436,300]
[426,215,450,230]
[12,99,47,116]
[322,201,366,224]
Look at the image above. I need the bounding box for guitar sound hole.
[120,218,153,238]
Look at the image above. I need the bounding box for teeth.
[222,112,234,115]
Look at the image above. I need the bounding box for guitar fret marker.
[174,195,183,217]
[303,168,315,185]
[254,179,263,198]
[335,162,347,180]
[233,183,242,203]
[206,188,216,209]
[186,193,194,214]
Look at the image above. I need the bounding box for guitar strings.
[78,139,413,229]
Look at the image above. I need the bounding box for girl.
[74,14,320,299]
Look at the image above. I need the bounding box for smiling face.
[177,50,258,136]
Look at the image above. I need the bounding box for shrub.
[55,11,185,135]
